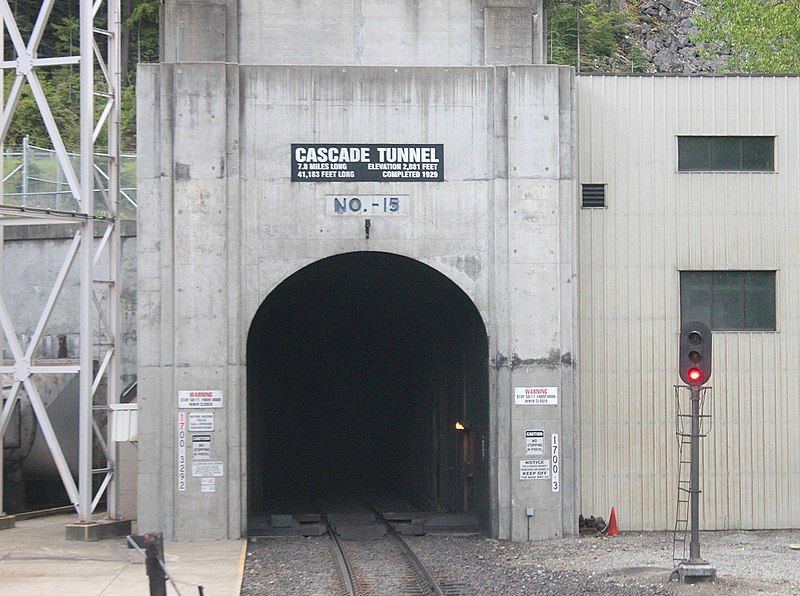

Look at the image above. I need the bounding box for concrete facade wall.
[0,223,138,385]
[136,61,579,541]
[578,74,800,531]
[161,0,545,66]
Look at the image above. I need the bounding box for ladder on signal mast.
[672,385,712,565]
[672,433,693,564]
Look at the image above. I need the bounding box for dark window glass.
[743,271,776,329]
[680,271,776,331]
[712,272,743,330]
[742,136,774,170]
[678,137,711,171]
[681,271,711,327]
[711,137,740,170]
[678,136,774,171]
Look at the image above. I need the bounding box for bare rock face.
[629,0,721,73]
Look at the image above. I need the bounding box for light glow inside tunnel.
[246,252,489,528]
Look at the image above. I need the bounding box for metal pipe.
[78,0,95,523]
[689,385,701,562]
[21,136,28,206]
[106,0,122,520]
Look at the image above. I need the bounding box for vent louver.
[582,184,606,208]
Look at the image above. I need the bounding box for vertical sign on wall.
[551,433,560,493]
[178,413,187,491]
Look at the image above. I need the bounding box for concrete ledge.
[0,515,16,530]
[65,518,132,541]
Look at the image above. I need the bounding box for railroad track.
[322,505,463,595]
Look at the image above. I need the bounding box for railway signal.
[674,321,716,582]
[679,322,712,386]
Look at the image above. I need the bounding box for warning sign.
[192,434,211,461]
[192,461,224,477]
[520,459,551,480]
[189,412,214,432]
[292,144,444,182]
[178,390,223,409]
[177,413,187,491]
[515,387,558,406]
[525,430,545,455]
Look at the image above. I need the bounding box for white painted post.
[106,0,122,520]
[78,0,95,524]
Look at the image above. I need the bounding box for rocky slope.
[628,0,722,73]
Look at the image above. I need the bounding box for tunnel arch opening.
[246,251,490,532]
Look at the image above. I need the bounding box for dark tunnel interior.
[246,252,489,528]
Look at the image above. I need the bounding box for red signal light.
[688,368,702,382]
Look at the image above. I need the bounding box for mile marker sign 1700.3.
[291,143,444,182]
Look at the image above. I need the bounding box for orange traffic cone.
[606,507,619,536]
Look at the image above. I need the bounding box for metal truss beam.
[0,0,123,524]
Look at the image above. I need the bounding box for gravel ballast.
[241,530,800,594]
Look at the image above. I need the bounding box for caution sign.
[192,434,211,461]
[525,430,545,455]
[292,144,444,182]
[520,459,551,480]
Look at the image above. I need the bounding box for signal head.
[679,321,712,386]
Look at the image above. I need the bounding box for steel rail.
[368,504,445,596]
[321,514,357,596]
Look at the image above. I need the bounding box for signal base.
[671,561,716,584]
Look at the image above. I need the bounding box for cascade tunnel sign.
[292,143,444,182]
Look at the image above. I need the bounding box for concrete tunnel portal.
[246,252,490,531]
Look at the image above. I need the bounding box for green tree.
[694,0,800,73]
[546,0,645,71]
[2,0,158,151]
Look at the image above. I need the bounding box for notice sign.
[520,459,551,480]
[515,387,558,406]
[525,430,545,455]
[192,461,224,477]
[178,390,223,409]
[201,478,216,493]
[177,413,187,492]
[551,433,561,493]
[192,434,211,461]
[189,412,215,432]
[292,144,444,182]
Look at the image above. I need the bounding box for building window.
[581,184,606,208]
[680,271,776,331]
[678,136,774,171]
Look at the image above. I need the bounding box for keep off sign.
[520,459,551,480]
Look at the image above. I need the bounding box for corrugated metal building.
[578,74,800,531]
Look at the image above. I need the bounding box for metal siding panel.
[579,75,799,530]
